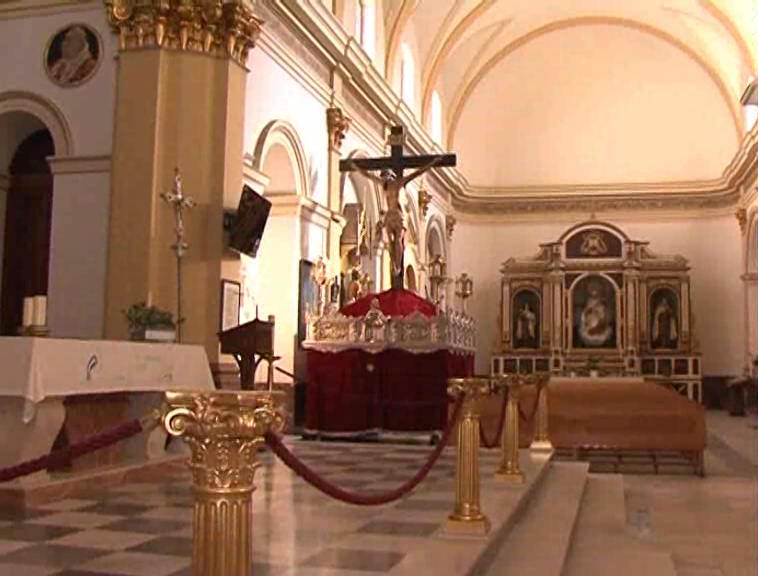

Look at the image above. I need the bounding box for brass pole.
[162,391,284,576]
[495,375,524,484]
[445,377,491,536]
[530,375,554,452]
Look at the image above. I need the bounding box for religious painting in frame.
[571,275,617,349]
[298,260,319,346]
[565,228,622,259]
[649,288,680,350]
[220,280,241,333]
[512,289,541,350]
[44,23,102,88]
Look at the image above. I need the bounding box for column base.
[495,468,525,484]
[444,514,491,536]
[529,440,554,452]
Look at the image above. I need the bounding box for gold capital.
[736,207,747,235]
[418,186,431,219]
[326,107,351,151]
[104,0,264,66]
[445,214,456,241]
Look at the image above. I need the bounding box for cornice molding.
[260,0,756,218]
[48,154,111,175]
[266,191,338,229]
[0,0,95,19]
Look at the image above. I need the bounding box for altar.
[491,220,702,402]
[302,289,475,436]
[0,337,214,486]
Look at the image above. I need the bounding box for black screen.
[228,185,271,258]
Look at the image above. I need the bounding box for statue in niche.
[578,280,613,347]
[652,296,678,349]
[516,304,537,342]
[512,290,540,349]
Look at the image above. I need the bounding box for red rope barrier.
[0,417,151,484]
[265,394,465,506]
[480,391,508,449]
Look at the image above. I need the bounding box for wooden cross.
[339,125,456,290]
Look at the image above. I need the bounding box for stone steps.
[479,461,589,576]
[562,474,677,576]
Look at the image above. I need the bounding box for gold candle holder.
[495,375,524,484]
[530,375,553,452]
[445,377,491,536]
[162,390,285,576]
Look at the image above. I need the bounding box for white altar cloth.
[0,337,214,406]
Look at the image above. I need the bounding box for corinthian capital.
[104,0,264,66]
[326,107,351,151]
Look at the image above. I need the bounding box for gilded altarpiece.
[492,221,702,401]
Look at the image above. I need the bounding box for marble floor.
[623,410,756,576]
[0,409,754,576]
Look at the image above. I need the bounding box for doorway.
[0,129,55,335]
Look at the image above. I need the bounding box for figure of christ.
[344,158,441,288]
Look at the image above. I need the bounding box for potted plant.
[588,356,600,378]
[124,302,177,342]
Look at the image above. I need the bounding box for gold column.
[103,1,261,361]
[162,391,284,576]
[445,377,491,536]
[530,375,553,452]
[495,375,524,484]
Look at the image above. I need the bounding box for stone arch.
[0,91,73,164]
[425,214,448,263]
[252,120,310,196]
[340,149,383,224]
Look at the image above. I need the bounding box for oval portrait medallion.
[44,23,101,88]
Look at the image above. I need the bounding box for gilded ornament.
[418,186,431,219]
[736,207,747,235]
[326,107,351,150]
[445,214,456,240]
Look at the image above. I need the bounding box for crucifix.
[161,169,196,343]
[339,125,456,290]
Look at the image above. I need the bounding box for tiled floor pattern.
[0,441,502,576]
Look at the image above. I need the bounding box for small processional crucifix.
[339,125,456,290]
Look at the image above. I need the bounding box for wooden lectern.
[218,315,278,390]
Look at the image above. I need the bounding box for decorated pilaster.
[417,181,431,291]
[103,1,261,360]
[326,106,351,270]
[445,215,456,307]
[162,391,284,576]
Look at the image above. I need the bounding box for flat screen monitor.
[228,185,271,258]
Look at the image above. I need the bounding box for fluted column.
[162,391,284,576]
[445,377,491,536]
[495,375,524,484]
[530,375,553,452]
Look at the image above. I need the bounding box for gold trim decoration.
[326,107,351,151]
[162,390,284,576]
[418,186,431,219]
[445,377,492,536]
[445,214,456,241]
[736,207,748,235]
[104,0,264,66]
[494,375,526,484]
[529,375,553,452]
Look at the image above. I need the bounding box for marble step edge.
[476,460,590,576]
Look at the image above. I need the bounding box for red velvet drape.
[305,349,474,434]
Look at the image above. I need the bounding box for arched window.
[400,44,415,109]
[430,90,443,143]
[354,0,376,59]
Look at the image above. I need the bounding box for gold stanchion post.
[445,377,491,536]
[162,391,284,576]
[530,375,553,452]
[495,375,524,484]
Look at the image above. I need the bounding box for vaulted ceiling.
[382,0,757,191]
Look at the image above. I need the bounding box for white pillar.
[47,156,112,339]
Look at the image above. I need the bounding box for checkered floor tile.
[0,439,501,576]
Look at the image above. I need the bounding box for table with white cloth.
[0,337,215,482]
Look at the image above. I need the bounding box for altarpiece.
[492,220,702,401]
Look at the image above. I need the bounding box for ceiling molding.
[383,0,417,83]
[699,0,757,75]
[447,16,744,149]
[420,0,497,122]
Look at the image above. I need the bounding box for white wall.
[0,4,116,337]
[451,215,744,376]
